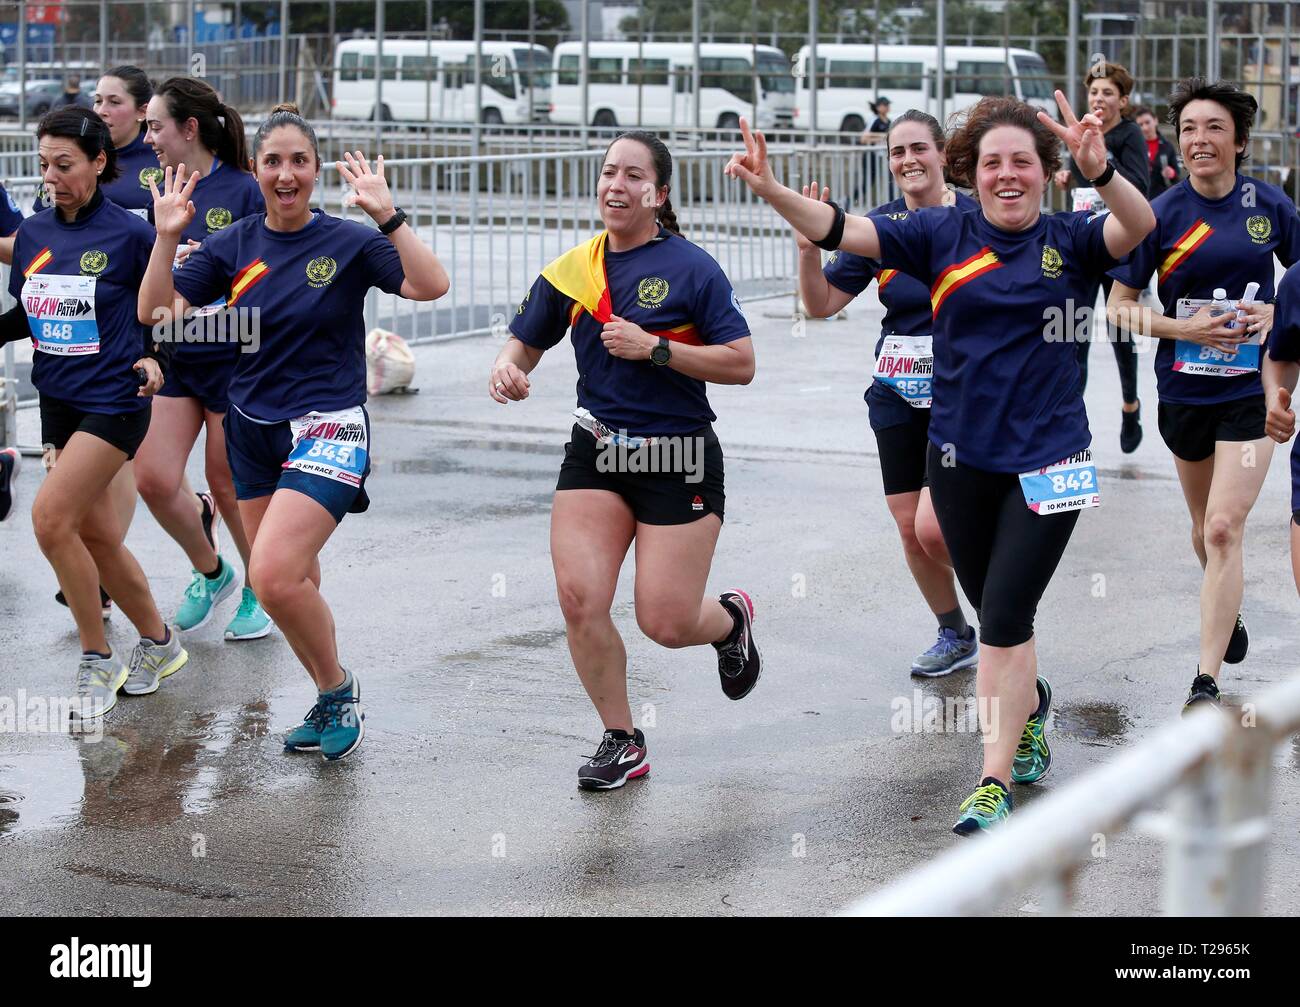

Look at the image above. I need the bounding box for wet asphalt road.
[2,288,1300,917]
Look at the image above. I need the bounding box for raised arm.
[138,164,197,326]
[796,182,855,318]
[337,151,449,301]
[1037,91,1154,259]
[725,118,882,259]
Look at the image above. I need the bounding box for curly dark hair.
[1166,77,1256,169]
[944,96,1060,188]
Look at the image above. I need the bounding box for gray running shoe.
[70,652,129,723]
[910,627,979,677]
[122,630,190,696]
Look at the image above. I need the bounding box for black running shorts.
[556,423,725,525]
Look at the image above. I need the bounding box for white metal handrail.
[842,673,1300,917]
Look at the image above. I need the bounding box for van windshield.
[1014,54,1054,100]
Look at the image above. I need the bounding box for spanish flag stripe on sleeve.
[877,269,898,290]
[227,259,270,308]
[24,247,53,278]
[1157,219,1213,284]
[930,247,1002,315]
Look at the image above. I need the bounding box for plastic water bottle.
[1211,287,1234,328]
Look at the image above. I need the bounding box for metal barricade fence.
[843,674,1300,917]
[0,142,892,448]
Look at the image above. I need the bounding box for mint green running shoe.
[175,559,238,632]
[224,587,272,641]
[952,778,1013,835]
[1011,676,1053,784]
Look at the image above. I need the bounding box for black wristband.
[1087,162,1116,188]
[812,201,847,251]
[378,207,407,235]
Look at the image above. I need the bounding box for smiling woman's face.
[975,124,1046,232]
[597,138,664,235]
[1177,98,1243,183]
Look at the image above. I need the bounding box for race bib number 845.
[284,407,369,486]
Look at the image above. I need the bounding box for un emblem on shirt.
[306,256,338,288]
[1246,215,1272,244]
[1041,245,1064,279]
[637,276,669,308]
[138,167,164,191]
[205,207,233,232]
[79,250,108,275]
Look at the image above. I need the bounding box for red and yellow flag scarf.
[541,233,703,346]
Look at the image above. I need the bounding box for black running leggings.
[1076,275,1139,404]
[926,443,1081,648]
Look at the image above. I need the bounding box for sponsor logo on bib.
[205,206,233,231]
[637,276,669,308]
[79,250,108,275]
[306,255,338,287]
[1041,245,1063,279]
[1246,215,1272,244]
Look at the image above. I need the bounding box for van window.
[557,54,580,87]
[827,60,874,89]
[340,51,361,82]
[700,56,752,102]
[1014,54,1055,99]
[629,59,670,86]
[955,61,1008,94]
[400,55,439,81]
[361,53,397,81]
[876,61,923,91]
[589,57,623,85]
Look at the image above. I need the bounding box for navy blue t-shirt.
[509,230,750,435]
[824,191,978,430]
[0,184,23,236]
[167,161,265,361]
[873,205,1117,472]
[172,210,406,421]
[1266,262,1300,363]
[9,194,154,413]
[1109,174,1300,405]
[34,132,161,217]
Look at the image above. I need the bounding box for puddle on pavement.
[444,627,566,664]
[0,697,293,838]
[1051,701,1132,744]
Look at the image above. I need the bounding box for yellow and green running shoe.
[952,778,1013,835]
[1011,675,1052,784]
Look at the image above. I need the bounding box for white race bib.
[22,273,98,355]
[284,407,369,487]
[1019,449,1101,514]
[872,334,933,408]
[1172,298,1261,377]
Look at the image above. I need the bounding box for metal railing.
[0,140,890,447]
[843,674,1300,917]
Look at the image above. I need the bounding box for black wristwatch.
[650,336,672,366]
[378,207,408,235]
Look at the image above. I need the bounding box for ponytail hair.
[38,106,119,183]
[253,102,320,167]
[156,76,249,171]
[604,129,681,236]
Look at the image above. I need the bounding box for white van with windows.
[793,44,1056,132]
[332,38,551,123]
[549,41,794,130]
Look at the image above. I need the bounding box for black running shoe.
[1120,402,1142,454]
[1223,614,1249,664]
[0,447,19,523]
[577,729,649,790]
[55,586,112,620]
[713,589,761,700]
[1182,671,1221,715]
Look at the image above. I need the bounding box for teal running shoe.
[1011,676,1052,784]
[224,587,272,641]
[284,703,324,752]
[175,559,238,632]
[952,778,1013,835]
[318,671,365,762]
